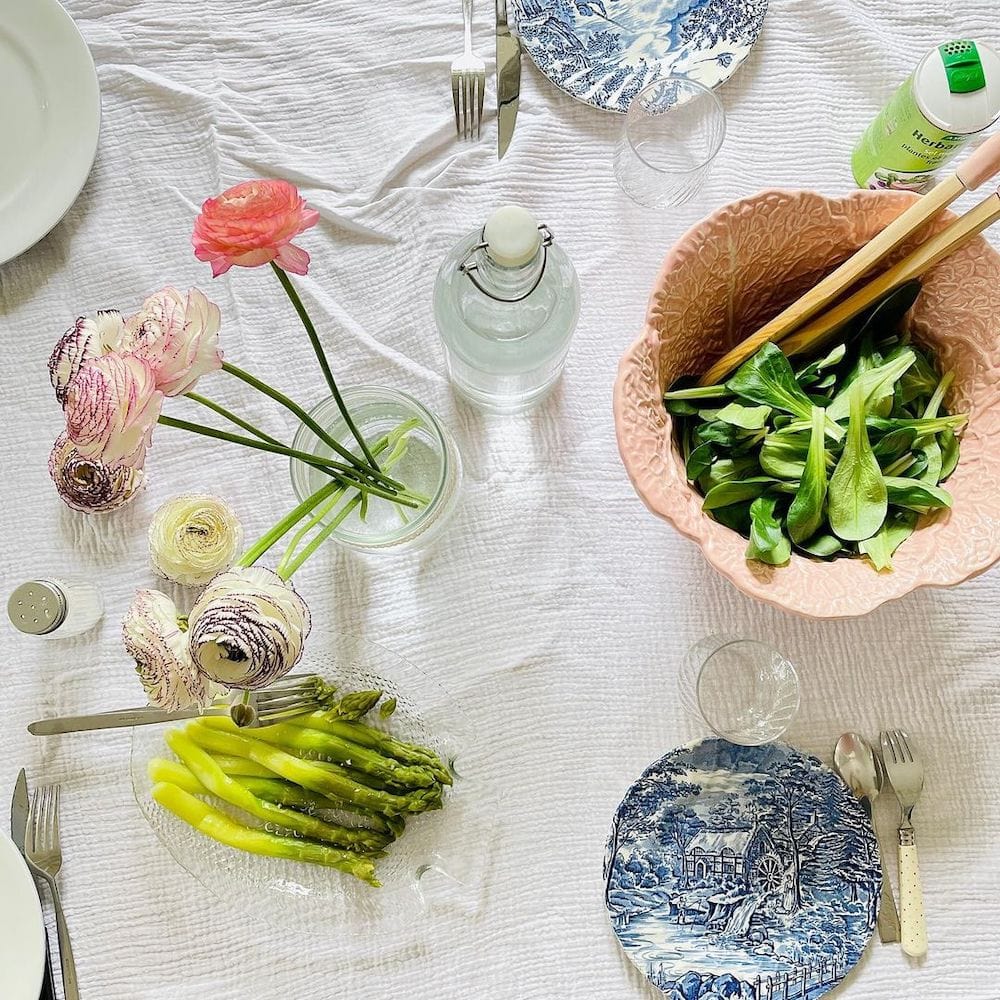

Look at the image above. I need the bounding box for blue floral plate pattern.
[604,739,879,999]
[513,0,768,113]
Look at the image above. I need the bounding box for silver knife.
[496,0,520,159]
[11,769,56,1000]
[10,767,28,853]
[28,705,230,736]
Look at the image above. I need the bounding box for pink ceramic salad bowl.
[613,188,1000,619]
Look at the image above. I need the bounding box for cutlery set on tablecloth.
[450,0,520,156]
[10,769,76,1000]
[835,729,928,958]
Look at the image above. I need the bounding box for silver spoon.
[834,732,901,944]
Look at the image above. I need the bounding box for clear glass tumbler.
[678,636,800,745]
[614,76,726,209]
[289,387,462,552]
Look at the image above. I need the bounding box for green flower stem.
[278,422,418,579]
[184,392,283,446]
[275,421,406,579]
[270,262,380,471]
[236,478,345,569]
[276,485,349,578]
[155,415,417,507]
[274,429,403,578]
[220,361,400,494]
[278,497,359,580]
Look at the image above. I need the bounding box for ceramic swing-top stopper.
[483,205,542,267]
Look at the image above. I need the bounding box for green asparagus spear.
[153,755,401,837]
[329,690,383,720]
[165,730,389,852]
[152,781,381,886]
[202,754,276,779]
[198,717,437,789]
[149,757,208,795]
[238,777,402,837]
[186,724,443,816]
[290,714,453,785]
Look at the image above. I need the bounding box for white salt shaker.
[7,578,104,638]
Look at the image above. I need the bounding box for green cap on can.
[939,40,986,94]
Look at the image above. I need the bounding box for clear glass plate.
[130,632,497,944]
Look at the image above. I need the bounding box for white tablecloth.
[2,1,1000,997]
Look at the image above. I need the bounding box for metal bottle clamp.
[458,224,554,303]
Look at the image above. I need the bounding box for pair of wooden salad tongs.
[699,133,1000,386]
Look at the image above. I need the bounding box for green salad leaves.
[665,282,965,572]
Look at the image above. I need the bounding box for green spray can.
[853,40,1000,192]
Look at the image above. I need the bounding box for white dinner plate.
[0,0,100,265]
[0,830,46,1000]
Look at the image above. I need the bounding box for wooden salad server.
[699,132,1000,385]
[781,185,1000,357]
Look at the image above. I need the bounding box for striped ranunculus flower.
[187,566,311,690]
[123,588,218,710]
[48,432,145,513]
[64,353,163,468]
[124,287,223,397]
[48,310,128,406]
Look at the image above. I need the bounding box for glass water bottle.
[433,205,580,413]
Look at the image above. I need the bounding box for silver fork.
[880,729,928,958]
[28,673,331,735]
[25,785,79,1000]
[450,0,486,139]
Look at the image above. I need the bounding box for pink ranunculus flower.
[48,432,146,513]
[192,179,320,277]
[124,287,223,396]
[64,353,163,468]
[123,588,218,710]
[48,311,128,406]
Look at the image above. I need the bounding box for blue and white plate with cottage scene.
[512,0,768,113]
[604,739,879,999]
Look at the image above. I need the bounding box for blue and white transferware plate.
[513,0,768,113]
[604,739,878,999]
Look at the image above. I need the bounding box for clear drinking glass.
[289,387,462,552]
[614,76,726,209]
[678,636,800,745]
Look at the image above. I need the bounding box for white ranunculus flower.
[187,566,311,690]
[122,589,218,710]
[124,287,223,397]
[148,493,243,587]
[48,311,127,406]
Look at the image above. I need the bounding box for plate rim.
[0,829,46,1000]
[514,0,769,114]
[0,0,101,265]
[604,737,879,997]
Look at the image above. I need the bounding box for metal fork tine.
[52,786,61,851]
[451,75,461,136]
[27,789,38,854]
[462,74,469,139]
[39,787,51,853]
[476,73,485,137]
[257,684,315,702]
[879,730,896,764]
[896,729,914,763]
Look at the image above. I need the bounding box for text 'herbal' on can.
[852,40,1000,193]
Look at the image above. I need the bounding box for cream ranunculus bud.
[148,494,243,587]
[187,566,311,690]
[122,588,218,710]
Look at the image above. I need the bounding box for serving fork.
[451,0,486,139]
[28,673,328,735]
[880,728,927,958]
[25,785,79,1000]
